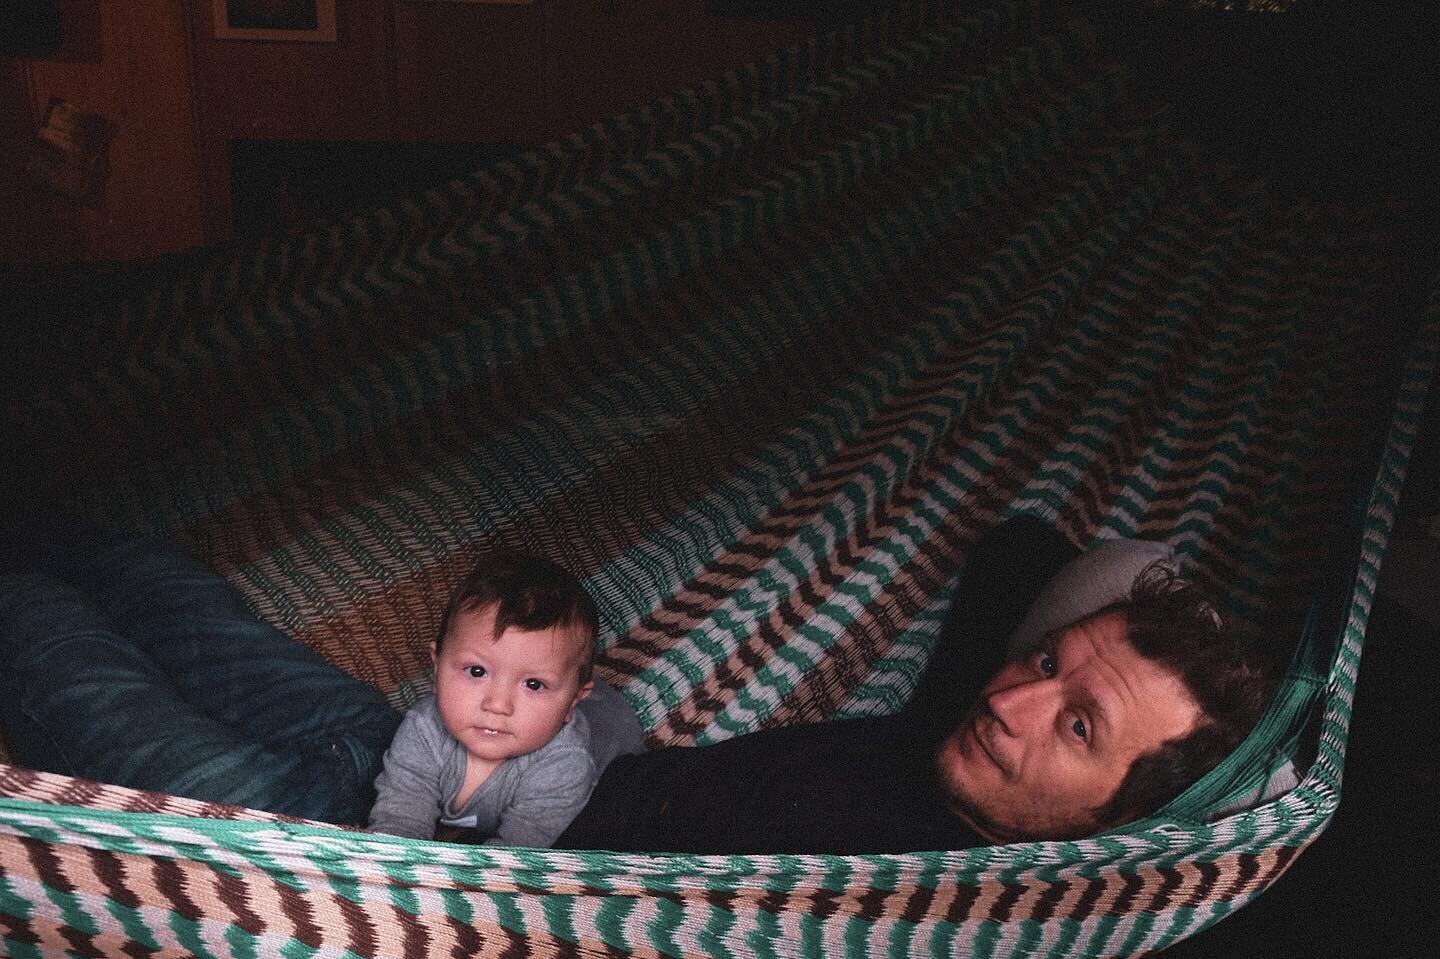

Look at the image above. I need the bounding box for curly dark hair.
[1093,564,1275,827]
[435,551,599,682]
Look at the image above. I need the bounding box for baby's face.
[431,604,593,767]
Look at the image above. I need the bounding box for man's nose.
[985,679,1055,736]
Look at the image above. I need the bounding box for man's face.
[935,609,1203,842]
[431,604,593,770]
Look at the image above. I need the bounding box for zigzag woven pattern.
[1,1,1434,955]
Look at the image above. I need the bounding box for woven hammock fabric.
[2,1,1435,956]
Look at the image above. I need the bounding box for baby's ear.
[429,641,439,669]
[567,680,594,721]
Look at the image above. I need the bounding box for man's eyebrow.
[1057,631,1113,744]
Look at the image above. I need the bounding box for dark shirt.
[556,714,983,855]
[556,515,1078,856]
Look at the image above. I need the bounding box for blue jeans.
[0,522,400,825]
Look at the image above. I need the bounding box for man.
[557,516,1272,853]
[0,516,1271,853]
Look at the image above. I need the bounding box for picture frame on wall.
[213,0,338,42]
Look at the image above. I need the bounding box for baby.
[367,551,642,845]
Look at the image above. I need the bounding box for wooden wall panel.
[187,0,397,236]
[392,1,548,142]
[544,0,810,129]
[17,0,203,260]
[189,0,393,140]
[3,1,819,258]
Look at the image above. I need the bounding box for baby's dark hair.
[436,550,599,682]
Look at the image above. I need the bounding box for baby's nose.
[481,686,513,715]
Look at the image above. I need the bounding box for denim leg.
[0,523,400,825]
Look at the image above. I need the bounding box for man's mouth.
[965,716,1008,777]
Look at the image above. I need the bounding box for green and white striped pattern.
[2,1,1433,955]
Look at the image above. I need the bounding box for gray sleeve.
[367,705,447,839]
[483,743,598,849]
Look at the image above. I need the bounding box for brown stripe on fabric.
[0,888,42,953]
[899,875,939,925]
[274,872,325,950]
[1219,850,1263,902]
[1140,865,1184,915]
[937,876,986,926]
[950,869,1019,921]
[20,837,100,957]
[809,882,844,922]
[989,882,1028,923]
[211,867,275,946]
[494,907,535,959]
[1178,859,1222,911]
[856,883,897,922]
[0,839,44,952]
[762,449,1023,721]
[333,886,381,959]
[84,845,141,912]
[9,835,168,932]
[61,780,106,812]
[0,907,80,959]
[1105,869,1145,917]
[702,887,742,941]
[1066,874,1107,924]
[0,763,309,825]
[1030,878,1071,924]
[648,553,918,743]
[121,791,173,816]
[392,895,434,959]
[151,857,205,925]
[0,763,38,796]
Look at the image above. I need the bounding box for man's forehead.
[1054,610,1200,745]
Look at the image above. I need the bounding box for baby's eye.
[467,665,486,679]
[1071,717,1088,740]
[524,678,546,691]
[1038,652,1058,678]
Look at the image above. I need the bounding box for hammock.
[1,1,1435,955]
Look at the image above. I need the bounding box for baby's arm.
[485,744,598,848]
[367,708,446,839]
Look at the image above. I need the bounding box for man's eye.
[467,665,486,678]
[524,678,546,691]
[1071,717,1087,740]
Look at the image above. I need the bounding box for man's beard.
[933,730,1014,844]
